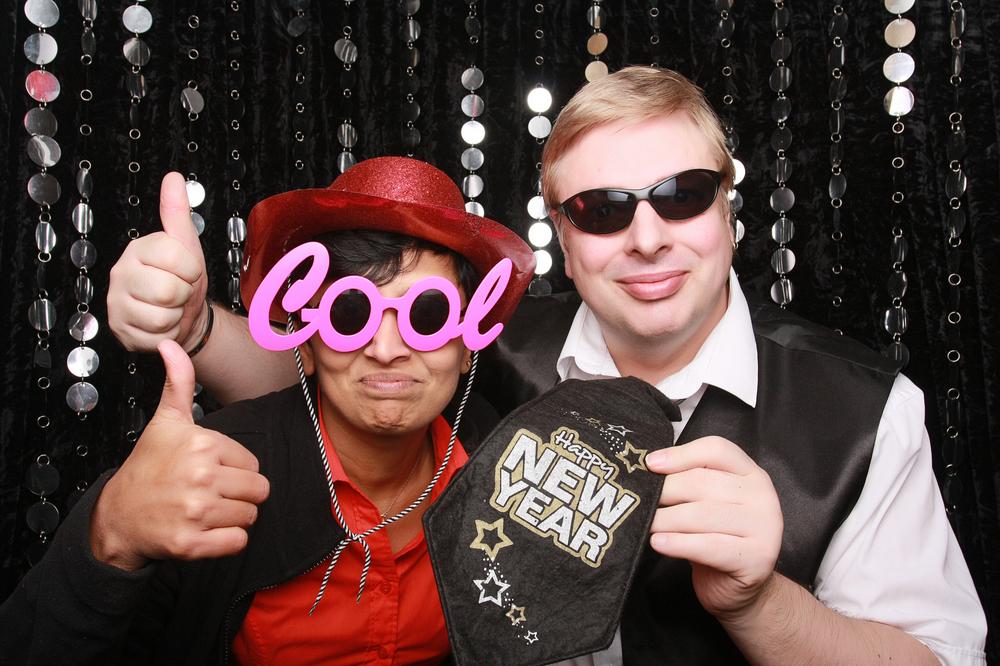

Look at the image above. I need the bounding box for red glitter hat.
[241,156,536,328]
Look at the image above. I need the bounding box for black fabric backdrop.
[1,0,997,658]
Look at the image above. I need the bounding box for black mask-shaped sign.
[425,377,680,666]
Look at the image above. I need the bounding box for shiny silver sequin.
[123,37,151,66]
[25,69,60,103]
[27,500,60,534]
[337,122,357,148]
[122,5,153,34]
[66,381,99,413]
[771,247,796,274]
[334,38,358,64]
[401,18,420,41]
[27,460,60,496]
[587,4,604,29]
[181,87,205,114]
[882,52,915,83]
[883,86,914,116]
[68,312,99,342]
[770,278,794,306]
[887,271,908,299]
[191,211,206,236]
[528,221,553,247]
[891,236,909,264]
[24,0,59,28]
[227,247,243,273]
[461,175,484,198]
[527,116,552,139]
[24,32,58,65]
[882,305,909,335]
[461,120,485,145]
[81,27,96,56]
[884,0,914,13]
[35,222,55,253]
[465,201,484,216]
[76,167,93,198]
[126,71,147,98]
[185,179,206,208]
[28,298,55,332]
[885,341,909,367]
[227,216,247,243]
[28,172,60,205]
[27,135,60,167]
[337,151,356,173]
[829,174,847,199]
[585,61,609,82]
[461,148,484,171]
[526,87,552,113]
[587,33,608,56]
[70,239,97,269]
[884,18,915,48]
[527,195,546,220]
[770,218,795,244]
[75,275,94,304]
[733,159,746,186]
[67,346,99,378]
[79,0,98,21]
[734,219,746,243]
[461,94,484,118]
[769,187,795,213]
[72,202,94,234]
[24,107,57,136]
[287,15,308,38]
[461,67,484,91]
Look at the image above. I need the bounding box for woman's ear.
[298,340,316,377]
[461,348,473,374]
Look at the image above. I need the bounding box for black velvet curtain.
[1,0,997,658]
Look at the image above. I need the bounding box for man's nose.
[624,200,672,258]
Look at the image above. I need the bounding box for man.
[1,157,535,663]
[102,68,985,663]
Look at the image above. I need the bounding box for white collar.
[556,269,758,408]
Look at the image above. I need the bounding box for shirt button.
[380,581,392,594]
[377,647,389,659]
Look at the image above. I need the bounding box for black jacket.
[0,384,497,665]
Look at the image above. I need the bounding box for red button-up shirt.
[232,403,467,665]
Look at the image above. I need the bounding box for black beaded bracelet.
[186,303,214,357]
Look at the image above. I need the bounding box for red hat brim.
[241,188,536,331]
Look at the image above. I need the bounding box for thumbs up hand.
[89,341,270,571]
[108,172,209,353]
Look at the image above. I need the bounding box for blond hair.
[541,66,735,216]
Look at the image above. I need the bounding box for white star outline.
[473,568,510,607]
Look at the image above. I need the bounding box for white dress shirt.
[552,270,986,665]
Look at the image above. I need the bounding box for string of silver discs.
[285,317,478,613]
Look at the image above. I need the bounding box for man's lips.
[617,271,688,300]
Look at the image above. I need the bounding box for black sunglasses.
[556,168,724,235]
[330,288,452,337]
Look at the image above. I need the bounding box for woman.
[1,157,535,665]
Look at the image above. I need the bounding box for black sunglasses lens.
[567,190,636,234]
[409,290,450,335]
[330,289,371,335]
[650,170,719,219]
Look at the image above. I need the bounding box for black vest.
[479,292,898,664]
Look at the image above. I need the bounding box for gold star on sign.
[470,517,514,561]
[506,603,527,626]
[615,440,648,473]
